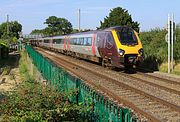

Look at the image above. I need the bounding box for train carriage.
[30,26,144,68]
[51,36,66,53]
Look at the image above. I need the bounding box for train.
[30,26,144,68]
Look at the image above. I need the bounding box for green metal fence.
[25,45,137,122]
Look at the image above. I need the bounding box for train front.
[112,27,144,68]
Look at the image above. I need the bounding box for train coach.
[30,26,144,68]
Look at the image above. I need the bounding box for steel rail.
[35,47,180,121]
[36,48,161,122]
[119,72,180,95]
[137,68,180,86]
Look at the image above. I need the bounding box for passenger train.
[30,26,144,68]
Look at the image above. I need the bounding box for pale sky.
[0,0,179,34]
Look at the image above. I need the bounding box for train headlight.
[138,48,144,56]
[118,49,125,56]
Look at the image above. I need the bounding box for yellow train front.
[98,26,144,68]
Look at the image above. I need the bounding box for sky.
[0,0,180,34]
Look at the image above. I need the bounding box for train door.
[63,36,67,50]
[92,34,96,56]
[104,32,113,56]
[97,32,106,57]
[67,36,71,52]
[104,32,118,66]
[50,38,53,49]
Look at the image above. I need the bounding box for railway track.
[136,68,180,86]
[136,71,180,86]
[119,71,180,95]
[35,47,180,122]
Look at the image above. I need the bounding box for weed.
[0,50,91,121]
[1,66,10,76]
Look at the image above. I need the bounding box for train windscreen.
[116,27,138,46]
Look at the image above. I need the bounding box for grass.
[0,50,91,122]
[173,63,180,75]
[159,62,180,75]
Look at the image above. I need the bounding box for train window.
[73,38,77,45]
[70,38,74,44]
[44,39,49,43]
[106,33,114,43]
[79,38,84,45]
[53,39,62,44]
[87,37,92,46]
[105,33,114,49]
[116,28,138,45]
[83,38,87,45]
[76,38,81,45]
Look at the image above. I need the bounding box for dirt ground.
[0,52,22,92]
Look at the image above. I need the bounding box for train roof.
[104,26,134,31]
[68,30,100,36]
[32,26,134,40]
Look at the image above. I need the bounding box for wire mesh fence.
[25,45,137,122]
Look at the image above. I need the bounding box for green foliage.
[31,16,73,36]
[174,23,180,62]
[19,50,31,81]
[0,21,22,39]
[0,39,9,47]
[31,29,44,35]
[1,66,10,75]
[139,28,167,70]
[0,50,91,122]
[12,37,18,43]
[139,24,180,70]
[0,81,89,122]
[99,7,139,32]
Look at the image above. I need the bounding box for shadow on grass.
[0,52,20,75]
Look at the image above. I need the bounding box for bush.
[0,50,91,121]
[139,25,180,71]
[0,81,90,122]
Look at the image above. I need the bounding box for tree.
[31,29,44,35]
[99,7,139,32]
[12,37,18,43]
[44,16,73,35]
[0,21,22,39]
[174,23,180,62]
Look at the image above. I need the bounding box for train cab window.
[116,28,138,45]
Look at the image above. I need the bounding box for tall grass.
[159,62,180,75]
[19,50,34,82]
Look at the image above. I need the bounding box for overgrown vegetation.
[139,24,180,74]
[0,51,91,122]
